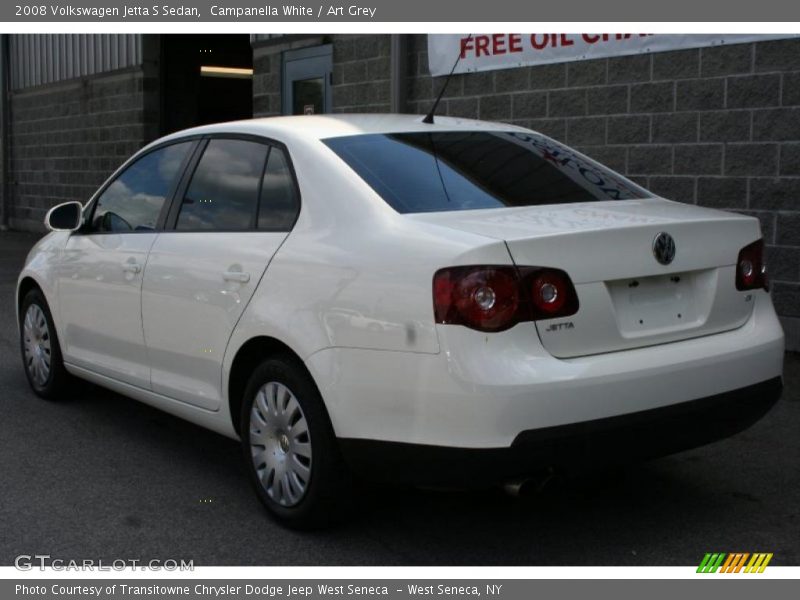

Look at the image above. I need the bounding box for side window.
[176,139,269,231]
[90,142,192,233]
[258,147,300,231]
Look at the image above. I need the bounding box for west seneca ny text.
[17,4,379,18]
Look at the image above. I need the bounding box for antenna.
[423,34,472,125]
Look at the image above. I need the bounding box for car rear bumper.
[307,294,784,450]
[339,376,782,486]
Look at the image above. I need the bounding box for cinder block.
[766,245,800,281]
[674,144,723,175]
[446,97,479,119]
[676,79,724,111]
[781,72,800,106]
[780,143,800,175]
[631,82,675,113]
[725,143,778,176]
[701,43,753,77]
[566,117,607,146]
[608,54,651,84]
[652,112,699,143]
[750,177,800,210]
[567,59,607,87]
[727,74,781,109]
[607,115,650,144]
[653,49,700,80]
[770,282,800,318]
[753,108,800,141]
[587,85,629,115]
[697,176,748,208]
[495,68,530,93]
[627,145,673,175]
[776,212,800,244]
[648,176,696,201]
[529,63,567,90]
[699,111,751,142]
[755,38,800,72]
[478,94,512,120]
[511,92,547,119]
[548,89,587,117]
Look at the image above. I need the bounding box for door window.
[176,139,269,231]
[292,78,324,115]
[89,142,193,233]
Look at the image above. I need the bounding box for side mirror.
[44,201,83,232]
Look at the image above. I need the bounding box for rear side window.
[90,141,192,233]
[324,131,650,214]
[258,147,299,231]
[176,139,269,231]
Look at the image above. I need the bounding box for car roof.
[153,114,531,147]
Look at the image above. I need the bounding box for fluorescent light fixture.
[200,66,254,79]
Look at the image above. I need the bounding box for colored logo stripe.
[697,553,773,573]
[745,553,773,573]
[720,553,749,573]
[697,553,726,573]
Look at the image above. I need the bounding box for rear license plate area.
[606,272,702,337]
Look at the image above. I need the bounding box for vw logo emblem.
[652,232,676,265]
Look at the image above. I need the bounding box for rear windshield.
[324,131,650,214]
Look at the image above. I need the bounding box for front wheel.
[19,288,71,399]
[240,356,353,529]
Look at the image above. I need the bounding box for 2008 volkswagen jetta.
[16,114,784,527]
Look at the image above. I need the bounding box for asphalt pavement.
[1,230,798,566]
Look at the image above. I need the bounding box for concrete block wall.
[0,103,5,229]
[6,67,158,232]
[331,34,391,113]
[402,35,800,349]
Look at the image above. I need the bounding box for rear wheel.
[20,289,71,399]
[240,356,353,528]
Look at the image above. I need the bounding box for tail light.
[529,269,579,318]
[433,265,579,332]
[736,239,768,291]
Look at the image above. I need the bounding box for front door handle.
[122,263,142,274]
[223,271,250,284]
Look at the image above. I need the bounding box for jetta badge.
[652,232,676,265]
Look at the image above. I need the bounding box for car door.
[141,136,300,410]
[57,141,196,388]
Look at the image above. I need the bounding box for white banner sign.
[427,34,796,77]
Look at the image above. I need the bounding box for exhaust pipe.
[503,468,555,498]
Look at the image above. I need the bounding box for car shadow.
[25,378,770,566]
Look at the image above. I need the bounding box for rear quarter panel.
[221,136,512,424]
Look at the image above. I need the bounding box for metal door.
[282,45,332,115]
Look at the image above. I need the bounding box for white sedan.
[17,115,784,527]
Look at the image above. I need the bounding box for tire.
[240,355,353,529]
[19,288,72,400]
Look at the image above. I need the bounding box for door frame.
[281,44,333,116]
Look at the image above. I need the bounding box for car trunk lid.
[409,199,762,357]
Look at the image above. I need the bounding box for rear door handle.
[122,263,142,274]
[223,271,250,284]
